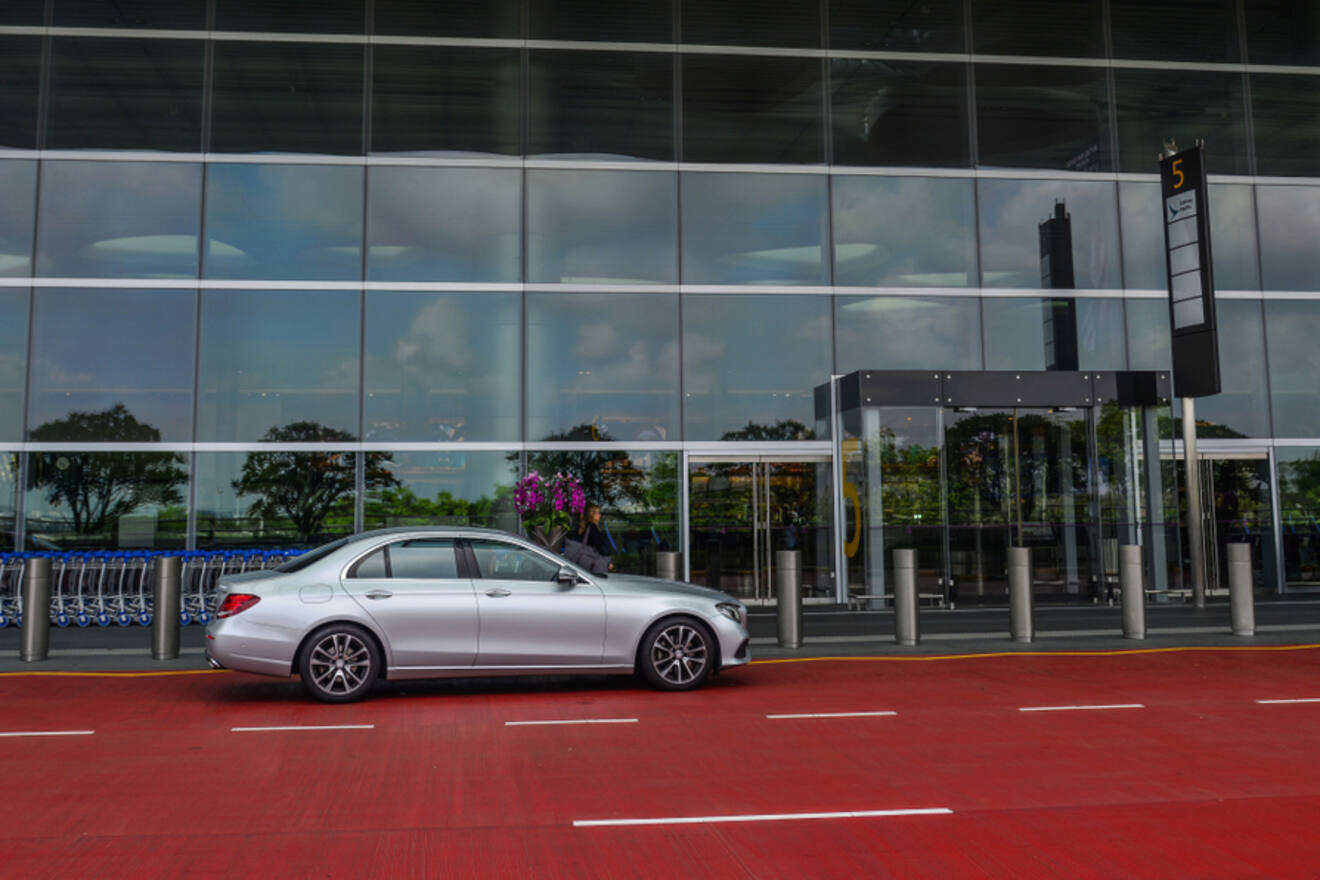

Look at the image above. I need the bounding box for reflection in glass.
[975,65,1111,172]
[528,170,676,283]
[1125,297,1171,371]
[0,454,14,550]
[528,51,674,161]
[1110,0,1239,62]
[1113,69,1248,175]
[371,46,520,156]
[374,0,521,38]
[529,0,672,41]
[1257,186,1320,292]
[47,38,204,151]
[0,160,35,276]
[364,452,517,531]
[832,176,976,287]
[1,1,43,25]
[835,295,981,372]
[25,450,187,550]
[0,36,41,149]
[1251,74,1320,178]
[978,179,1120,289]
[215,0,365,33]
[211,41,364,154]
[970,0,1104,56]
[37,162,202,278]
[1183,300,1270,438]
[1119,181,1259,291]
[830,0,964,52]
[683,296,829,442]
[983,297,1125,371]
[1265,300,1320,438]
[364,293,520,442]
[1244,1,1320,66]
[366,167,519,282]
[55,0,206,28]
[682,0,819,48]
[197,290,359,442]
[525,293,679,442]
[681,173,828,284]
[0,289,28,442]
[203,164,363,280]
[29,289,195,441]
[682,55,824,164]
[830,60,968,167]
[1277,448,1320,588]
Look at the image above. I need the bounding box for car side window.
[469,540,562,582]
[346,539,459,579]
[348,547,387,578]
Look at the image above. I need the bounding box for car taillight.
[216,593,260,618]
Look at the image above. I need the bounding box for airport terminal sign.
[1160,143,1221,398]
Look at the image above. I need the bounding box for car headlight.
[716,602,745,624]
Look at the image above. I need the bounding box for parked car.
[206,527,750,702]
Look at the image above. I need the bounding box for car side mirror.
[557,566,581,585]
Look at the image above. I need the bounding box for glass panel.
[215,0,365,32]
[1265,300,1320,438]
[970,0,1104,56]
[374,0,521,38]
[203,163,363,280]
[830,60,969,167]
[195,451,358,548]
[529,0,673,41]
[528,50,674,161]
[978,178,1120,289]
[349,547,387,578]
[1259,186,1320,293]
[683,295,829,442]
[0,37,42,149]
[1245,1,1320,66]
[28,289,195,442]
[363,292,520,442]
[681,55,824,164]
[1181,456,1278,596]
[211,41,363,155]
[387,539,460,579]
[0,454,14,551]
[197,289,359,442]
[975,64,1111,172]
[525,292,679,442]
[832,175,976,287]
[1110,0,1239,62]
[1182,299,1269,438]
[984,296,1126,371]
[363,451,518,531]
[0,1,43,25]
[1119,181,1259,292]
[0,289,29,442]
[371,46,520,157]
[366,166,520,282]
[527,449,679,576]
[527,169,676,283]
[681,0,820,48]
[829,0,965,52]
[25,451,188,550]
[1251,74,1320,179]
[55,0,207,28]
[835,295,982,372]
[470,539,562,581]
[36,161,202,278]
[1125,297,1171,371]
[0,160,36,276]
[1113,69,1248,176]
[47,37,203,151]
[1277,448,1320,589]
[681,172,828,284]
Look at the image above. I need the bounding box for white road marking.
[230,724,375,732]
[0,729,95,738]
[574,808,953,828]
[505,718,639,727]
[1019,704,1145,712]
[766,711,897,720]
[1256,698,1320,704]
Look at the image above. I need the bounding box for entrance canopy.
[823,369,1169,412]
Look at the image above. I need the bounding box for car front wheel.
[299,623,381,703]
[639,617,714,691]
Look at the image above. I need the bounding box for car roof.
[346,526,523,544]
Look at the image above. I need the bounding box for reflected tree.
[719,419,815,442]
[517,425,645,509]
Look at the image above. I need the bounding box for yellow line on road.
[750,644,1320,664]
[0,669,228,678]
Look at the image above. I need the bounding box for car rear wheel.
[639,617,714,691]
[299,623,381,703]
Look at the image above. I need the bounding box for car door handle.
[365,590,393,600]
[484,588,511,598]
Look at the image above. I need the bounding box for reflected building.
[1,0,1318,600]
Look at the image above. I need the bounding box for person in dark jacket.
[577,504,613,571]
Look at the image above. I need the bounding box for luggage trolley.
[0,553,22,628]
[50,552,78,628]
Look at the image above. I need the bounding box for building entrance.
[1172,452,1277,595]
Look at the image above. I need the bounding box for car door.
[467,538,606,667]
[340,538,478,669]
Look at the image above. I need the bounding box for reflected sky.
[1120,181,1259,292]
[1191,299,1270,438]
[0,289,28,442]
[1125,297,1170,372]
[978,178,1120,289]
[983,296,1126,371]
[0,160,35,276]
[1257,186,1320,292]
[835,295,981,372]
[1265,301,1320,438]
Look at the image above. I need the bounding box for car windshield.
[274,537,350,573]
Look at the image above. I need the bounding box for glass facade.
[0,0,1315,603]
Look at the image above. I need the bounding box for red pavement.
[3,646,1320,879]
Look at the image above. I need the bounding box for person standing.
[577,504,614,571]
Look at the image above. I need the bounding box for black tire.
[638,616,714,692]
[299,623,381,703]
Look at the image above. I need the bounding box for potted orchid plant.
[513,470,586,551]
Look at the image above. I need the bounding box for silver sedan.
[205,527,751,702]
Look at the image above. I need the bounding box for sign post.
[1160,141,1221,608]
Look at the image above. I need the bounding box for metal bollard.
[152,556,182,660]
[775,549,802,649]
[1008,546,1033,644]
[1120,544,1145,640]
[893,548,919,646]
[20,557,52,662]
[656,551,680,582]
[1227,542,1255,637]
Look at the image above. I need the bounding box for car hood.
[599,573,740,605]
